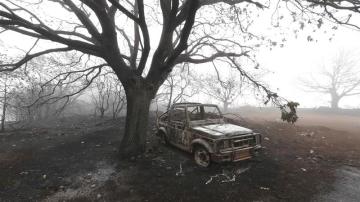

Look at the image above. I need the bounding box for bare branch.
[107,0,140,23]
[0,47,73,72]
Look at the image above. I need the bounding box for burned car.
[156,102,261,167]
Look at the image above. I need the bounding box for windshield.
[187,105,222,121]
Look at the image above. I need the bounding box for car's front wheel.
[194,146,211,167]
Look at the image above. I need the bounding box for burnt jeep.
[156,102,261,167]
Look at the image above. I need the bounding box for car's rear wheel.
[194,146,211,167]
[157,130,168,144]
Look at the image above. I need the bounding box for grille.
[233,136,256,148]
[234,149,251,160]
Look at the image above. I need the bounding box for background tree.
[157,64,198,110]
[0,54,8,131]
[301,52,360,109]
[109,79,126,120]
[0,78,7,131]
[7,53,89,123]
[2,0,357,155]
[91,76,111,118]
[91,73,126,119]
[0,54,25,131]
[200,73,244,112]
[9,73,83,122]
[0,73,12,131]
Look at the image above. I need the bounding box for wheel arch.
[158,127,167,136]
[191,139,214,153]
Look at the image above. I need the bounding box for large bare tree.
[301,52,360,109]
[1,0,359,156]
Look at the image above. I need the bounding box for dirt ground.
[0,111,360,202]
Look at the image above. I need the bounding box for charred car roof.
[171,102,219,108]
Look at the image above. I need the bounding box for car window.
[171,107,186,122]
[187,105,222,121]
[203,106,222,119]
[187,106,203,121]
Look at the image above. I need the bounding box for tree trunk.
[330,94,340,109]
[223,102,229,112]
[1,102,6,132]
[1,86,7,132]
[118,86,152,157]
[100,108,105,118]
[1,101,6,132]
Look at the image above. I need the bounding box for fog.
[259,27,360,108]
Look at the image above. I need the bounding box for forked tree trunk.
[118,86,152,157]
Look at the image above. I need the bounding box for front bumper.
[211,145,262,163]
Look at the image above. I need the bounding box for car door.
[168,106,187,146]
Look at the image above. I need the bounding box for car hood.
[192,123,253,138]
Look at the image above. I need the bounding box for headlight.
[217,140,231,149]
[218,140,231,149]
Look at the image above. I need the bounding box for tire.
[194,145,211,167]
[157,130,168,144]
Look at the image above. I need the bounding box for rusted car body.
[156,102,261,167]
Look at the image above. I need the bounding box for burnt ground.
[0,113,360,202]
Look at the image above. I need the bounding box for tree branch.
[0,47,73,72]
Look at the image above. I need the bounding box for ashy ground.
[0,110,359,202]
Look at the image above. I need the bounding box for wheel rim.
[195,148,210,167]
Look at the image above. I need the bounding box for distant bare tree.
[91,74,126,119]
[7,55,85,122]
[158,64,198,110]
[301,52,360,109]
[0,54,25,131]
[110,81,126,120]
[0,73,10,131]
[200,73,244,112]
[10,80,82,121]
[91,76,111,118]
